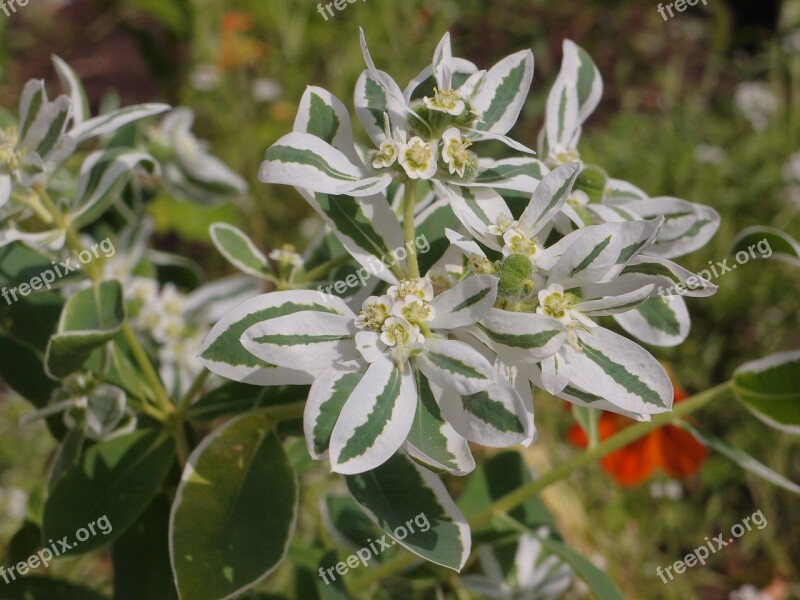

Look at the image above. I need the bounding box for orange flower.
[218,12,266,71]
[567,376,707,486]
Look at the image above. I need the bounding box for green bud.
[574,164,608,204]
[497,254,535,300]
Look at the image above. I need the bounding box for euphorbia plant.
[0,32,798,600]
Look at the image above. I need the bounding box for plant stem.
[296,253,353,284]
[403,181,419,279]
[350,381,731,592]
[34,184,176,431]
[176,368,211,417]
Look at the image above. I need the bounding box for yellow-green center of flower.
[426,88,465,115]
[372,141,397,168]
[360,301,391,330]
[542,291,570,319]
[406,141,433,166]
[504,230,538,256]
[381,317,419,347]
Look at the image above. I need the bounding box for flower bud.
[574,164,608,204]
[496,254,535,300]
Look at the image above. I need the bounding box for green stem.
[588,409,600,449]
[34,184,177,438]
[296,253,352,283]
[350,381,732,592]
[176,368,211,417]
[261,401,306,422]
[403,181,419,279]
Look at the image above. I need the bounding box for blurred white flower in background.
[0,487,28,522]
[648,480,684,500]
[694,144,727,165]
[190,64,222,92]
[734,82,777,132]
[729,584,769,600]
[251,78,283,103]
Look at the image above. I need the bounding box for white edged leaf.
[209,223,273,279]
[570,327,673,414]
[472,50,534,135]
[519,162,581,236]
[418,338,495,395]
[199,291,350,385]
[305,364,366,459]
[241,310,358,371]
[70,103,170,143]
[330,356,416,474]
[430,274,498,330]
[732,350,800,435]
[730,226,800,268]
[613,294,691,347]
[345,452,471,571]
[52,55,90,125]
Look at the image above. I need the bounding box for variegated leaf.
[570,327,673,414]
[345,452,471,570]
[430,274,498,330]
[69,103,170,143]
[613,294,691,347]
[405,367,475,475]
[472,50,534,135]
[209,223,273,279]
[305,364,365,459]
[199,291,349,385]
[330,357,416,474]
[418,338,495,395]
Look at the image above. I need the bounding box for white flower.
[424,87,466,116]
[441,127,473,177]
[355,295,393,330]
[379,316,424,348]
[649,480,683,500]
[371,140,399,169]
[251,78,282,103]
[546,143,581,168]
[782,152,800,183]
[398,137,438,180]
[695,144,727,165]
[268,243,303,268]
[388,278,434,302]
[189,64,222,92]
[735,82,777,132]
[127,277,159,305]
[729,584,769,600]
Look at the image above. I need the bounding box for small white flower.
[392,295,434,324]
[695,144,727,165]
[189,64,222,92]
[251,78,283,103]
[387,278,434,302]
[566,189,589,209]
[160,283,186,316]
[398,137,438,180]
[547,143,581,167]
[268,243,303,268]
[372,140,399,169]
[355,295,393,330]
[782,152,800,183]
[536,283,594,348]
[502,228,538,256]
[735,82,777,132]
[441,127,473,177]
[488,215,518,237]
[127,277,159,304]
[423,87,466,116]
[380,316,424,347]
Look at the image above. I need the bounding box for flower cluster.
[202,32,720,477]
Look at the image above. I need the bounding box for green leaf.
[188,382,309,422]
[0,576,108,600]
[209,223,273,280]
[170,414,298,600]
[321,494,388,552]
[43,428,175,556]
[47,424,86,494]
[733,350,800,434]
[537,537,625,600]
[682,423,800,495]
[345,453,471,571]
[113,495,178,600]
[414,199,460,275]
[45,281,125,379]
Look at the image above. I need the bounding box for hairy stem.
[350,381,732,592]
